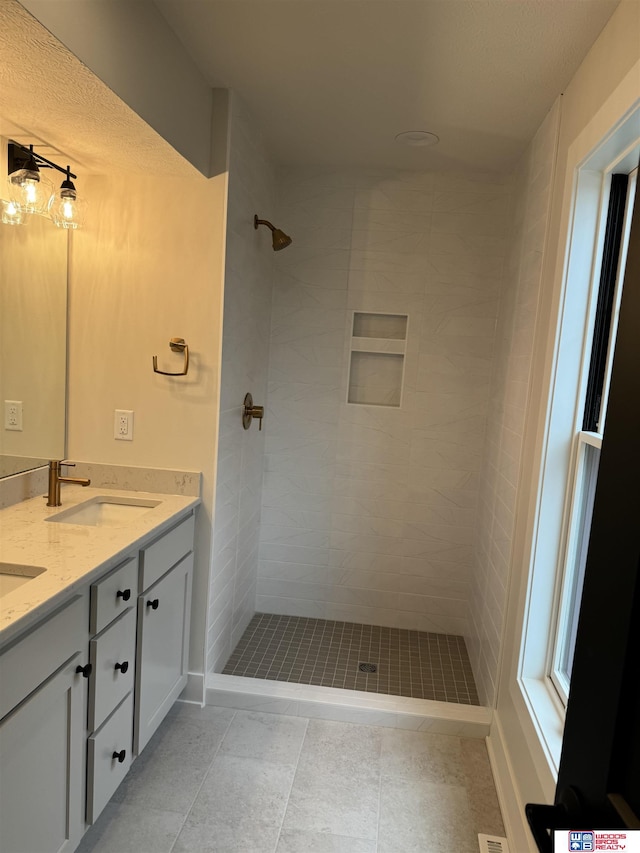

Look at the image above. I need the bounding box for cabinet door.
[134,553,193,754]
[0,653,86,853]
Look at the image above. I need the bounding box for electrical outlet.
[4,400,23,431]
[114,409,134,441]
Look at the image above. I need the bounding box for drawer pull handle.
[75,663,92,678]
[112,750,126,764]
[147,598,159,610]
[114,661,129,674]
[116,589,131,602]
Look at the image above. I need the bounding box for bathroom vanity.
[0,486,199,853]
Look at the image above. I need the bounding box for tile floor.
[77,702,505,853]
[223,613,480,705]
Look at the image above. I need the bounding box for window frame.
[546,168,636,707]
[515,99,640,780]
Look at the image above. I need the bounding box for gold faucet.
[46,460,91,507]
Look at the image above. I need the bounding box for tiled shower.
[207,94,559,710]
[258,167,511,642]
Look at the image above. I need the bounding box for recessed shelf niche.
[347,312,408,408]
[352,312,408,340]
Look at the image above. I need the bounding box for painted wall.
[207,95,276,674]
[257,167,512,643]
[489,1,640,847]
[469,100,561,707]
[67,164,227,678]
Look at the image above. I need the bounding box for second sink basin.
[0,563,47,598]
[47,496,162,527]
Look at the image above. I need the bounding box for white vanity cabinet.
[0,595,89,853]
[135,513,194,753]
[0,504,197,850]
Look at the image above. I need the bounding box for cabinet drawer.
[90,556,138,636]
[89,608,136,732]
[86,692,133,825]
[0,595,86,721]
[140,512,194,592]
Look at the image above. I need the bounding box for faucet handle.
[60,461,76,468]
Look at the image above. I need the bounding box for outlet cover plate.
[4,400,23,431]
[114,409,134,441]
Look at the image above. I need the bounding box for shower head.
[254,215,293,251]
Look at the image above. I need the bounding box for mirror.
[0,215,68,477]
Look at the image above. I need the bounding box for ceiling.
[155,0,620,173]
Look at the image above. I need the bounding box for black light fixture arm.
[8,142,77,181]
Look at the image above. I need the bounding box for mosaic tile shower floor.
[223,613,480,705]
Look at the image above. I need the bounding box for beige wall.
[491,0,640,847]
[67,168,227,677]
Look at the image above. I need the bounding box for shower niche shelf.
[348,312,408,408]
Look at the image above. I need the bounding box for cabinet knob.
[114,661,129,674]
[75,663,92,678]
[116,589,131,602]
[146,598,159,610]
[112,749,126,764]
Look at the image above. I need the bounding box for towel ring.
[153,337,189,376]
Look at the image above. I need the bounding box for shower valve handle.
[242,393,264,431]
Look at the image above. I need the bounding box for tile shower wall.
[257,168,513,639]
[207,96,276,674]
[469,101,561,705]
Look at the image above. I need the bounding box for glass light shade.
[7,168,54,215]
[50,189,87,229]
[1,198,27,225]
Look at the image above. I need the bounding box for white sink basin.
[0,563,47,598]
[47,496,161,527]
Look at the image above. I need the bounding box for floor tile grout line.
[375,725,384,853]
[271,715,311,853]
[167,708,238,853]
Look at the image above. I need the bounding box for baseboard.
[179,671,205,705]
[487,712,538,853]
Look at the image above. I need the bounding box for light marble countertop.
[0,485,200,645]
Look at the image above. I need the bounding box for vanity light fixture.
[7,144,54,215]
[49,165,87,230]
[0,198,26,226]
[4,142,86,229]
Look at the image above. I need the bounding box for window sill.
[518,675,565,781]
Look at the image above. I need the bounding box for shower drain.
[358,662,378,673]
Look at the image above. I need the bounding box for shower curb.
[202,673,491,736]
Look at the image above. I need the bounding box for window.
[548,169,637,705]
